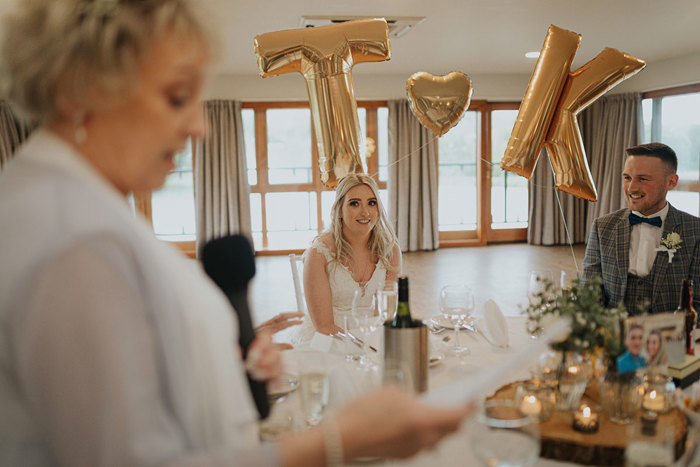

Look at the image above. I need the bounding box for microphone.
[201,234,269,419]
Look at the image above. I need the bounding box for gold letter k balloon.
[500,25,646,201]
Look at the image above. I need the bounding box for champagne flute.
[376,280,398,322]
[351,289,381,368]
[297,352,329,426]
[439,285,474,357]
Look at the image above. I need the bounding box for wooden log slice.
[488,381,687,466]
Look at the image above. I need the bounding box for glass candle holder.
[515,381,555,422]
[600,371,643,424]
[573,403,599,433]
[642,372,675,415]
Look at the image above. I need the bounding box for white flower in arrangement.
[657,232,682,263]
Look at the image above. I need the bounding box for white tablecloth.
[272,317,697,466]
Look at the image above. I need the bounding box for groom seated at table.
[582,143,700,315]
[617,324,646,373]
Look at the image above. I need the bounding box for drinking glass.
[351,289,382,367]
[376,280,398,322]
[258,409,294,441]
[439,285,474,357]
[470,399,540,467]
[297,352,329,426]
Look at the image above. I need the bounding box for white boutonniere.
[656,232,682,263]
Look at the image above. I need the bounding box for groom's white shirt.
[629,203,668,277]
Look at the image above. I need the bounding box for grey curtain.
[0,101,33,171]
[528,150,588,245]
[581,93,642,234]
[387,100,439,252]
[527,93,642,244]
[194,100,251,255]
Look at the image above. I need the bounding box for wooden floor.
[250,243,587,330]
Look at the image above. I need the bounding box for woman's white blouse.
[0,131,278,466]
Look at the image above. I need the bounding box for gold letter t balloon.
[255,19,391,187]
[500,25,646,201]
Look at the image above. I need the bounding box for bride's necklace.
[354,257,373,296]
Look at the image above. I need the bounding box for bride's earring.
[74,111,87,145]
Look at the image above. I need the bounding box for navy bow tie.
[629,213,662,227]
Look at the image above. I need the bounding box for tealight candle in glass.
[573,403,599,433]
[515,382,555,422]
[642,373,674,414]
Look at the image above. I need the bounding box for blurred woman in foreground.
[0,1,471,465]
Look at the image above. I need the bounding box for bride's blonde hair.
[325,173,398,272]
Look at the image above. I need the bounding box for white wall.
[204,50,700,101]
[204,72,532,101]
[614,50,700,94]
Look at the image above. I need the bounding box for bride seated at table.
[294,173,401,343]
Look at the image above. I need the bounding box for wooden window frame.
[132,153,197,258]
[642,82,700,196]
[437,100,526,247]
[243,101,388,255]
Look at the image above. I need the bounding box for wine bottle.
[674,279,696,355]
[391,275,413,328]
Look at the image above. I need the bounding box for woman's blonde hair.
[325,173,398,272]
[646,329,668,367]
[0,0,210,122]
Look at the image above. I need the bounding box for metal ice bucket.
[383,320,428,393]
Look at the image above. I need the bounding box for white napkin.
[480,299,508,347]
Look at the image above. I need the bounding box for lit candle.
[519,395,543,416]
[642,390,666,413]
[573,404,599,433]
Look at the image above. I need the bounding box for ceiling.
[0,0,699,78]
[200,0,700,76]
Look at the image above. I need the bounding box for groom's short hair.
[625,142,677,174]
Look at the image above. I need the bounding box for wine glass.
[351,289,381,368]
[470,399,539,467]
[439,285,474,357]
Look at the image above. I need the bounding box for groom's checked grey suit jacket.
[582,203,700,314]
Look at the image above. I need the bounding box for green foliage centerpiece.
[523,274,627,362]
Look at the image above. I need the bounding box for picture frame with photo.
[617,313,685,374]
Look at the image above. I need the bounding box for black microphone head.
[201,234,256,293]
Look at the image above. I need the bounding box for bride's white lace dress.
[293,238,386,345]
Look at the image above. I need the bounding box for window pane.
[267,109,312,184]
[641,98,652,144]
[491,110,528,229]
[321,190,334,231]
[242,108,257,185]
[377,107,388,181]
[152,141,196,241]
[438,111,478,231]
[661,93,700,216]
[266,192,318,249]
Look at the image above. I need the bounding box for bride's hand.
[255,311,304,335]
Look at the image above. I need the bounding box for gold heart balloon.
[406,71,473,137]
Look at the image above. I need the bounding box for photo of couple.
[617,313,686,373]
